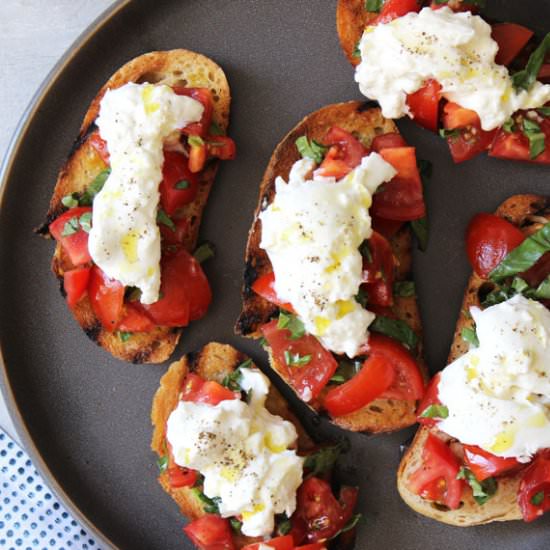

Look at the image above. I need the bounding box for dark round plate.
[1,1,550,548]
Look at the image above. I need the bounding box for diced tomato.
[183,515,235,550]
[465,213,525,278]
[168,466,198,488]
[492,23,533,67]
[296,478,357,543]
[315,151,350,179]
[63,267,91,308]
[140,248,211,326]
[442,102,480,130]
[89,132,110,164]
[371,133,407,152]
[189,141,207,173]
[408,433,465,510]
[518,451,550,522]
[118,303,155,332]
[180,373,206,400]
[207,135,237,160]
[416,372,442,427]
[261,320,338,401]
[406,79,442,132]
[371,215,404,238]
[251,272,295,313]
[175,87,213,138]
[160,151,199,216]
[180,374,237,406]
[361,231,395,307]
[159,216,189,246]
[49,207,93,266]
[463,445,521,481]
[374,0,420,24]
[319,127,367,174]
[242,535,294,550]
[87,266,124,332]
[371,147,426,221]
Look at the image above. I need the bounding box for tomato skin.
[242,535,294,550]
[89,132,110,164]
[183,515,235,550]
[318,127,367,178]
[463,445,521,482]
[87,266,125,332]
[295,544,327,550]
[175,87,213,138]
[372,147,426,221]
[406,79,442,132]
[518,451,550,522]
[160,151,199,216]
[442,102,480,130]
[371,215,404,238]
[207,135,237,160]
[118,303,155,332]
[180,374,238,405]
[64,267,91,308]
[261,320,338,401]
[465,213,525,278]
[361,231,395,307]
[491,23,533,67]
[416,372,442,427]
[49,207,93,266]
[168,466,198,488]
[251,272,295,313]
[371,133,407,152]
[408,433,465,510]
[374,0,420,24]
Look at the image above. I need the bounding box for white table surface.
[0,0,116,446]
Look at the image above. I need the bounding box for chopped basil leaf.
[276,514,292,536]
[175,179,190,189]
[531,490,545,506]
[370,316,418,349]
[330,359,363,385]
[284,350,311,367]
[79,212,92,233]
[359,240,373,263]
[461,327,479,347]
[79,169,111,206]
[126,287,142,302]
[237,358,253,370]
[295,136,328,164]
[61,216,80,237]
[331,513,362,540]
[537,107,550,117]
[229,518,242,533]
[193,242,215,263]
[258,336,268,347]
[355,286,369,308]
[523,118,546,159]
[222,370,243,391]
[365,0,383,12]
[188,135,205,148]
[277,311,306,339]
[489,223,550,282]
[209,121,224,136]
[118,331,132,342]
[419,404,449,420]
[482,276,550,307]
[534,275,550,299]
[61,193,79,208]
[352,40,361,58]
[394,281,415,297]
[512,276,530,293]
[304,440,348,477]
[457,467,497,505]
[512,32,550,92]
[439,128,460,139]
[157,208,176,231]
[502,118,516,133]
[193,489,221,514]
[156,455,168,473]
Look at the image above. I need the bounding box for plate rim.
[0,2,131,548]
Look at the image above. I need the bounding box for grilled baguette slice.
[336,0,378,65]
[151,342,316,548]
[40,50,231,363]
[235,101,428,433]
[398,194,550,526]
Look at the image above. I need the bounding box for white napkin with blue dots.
[0,428,101,550]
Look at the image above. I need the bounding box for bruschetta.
[236,101,428,433]
[398,194,550,525]
[38,49,235,363]
[337,0,550,164]
[151,342,360,549]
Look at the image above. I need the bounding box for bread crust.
[42,50,231,363]
[235,101,428,433]
[150,342,315,548]
[336,0,377,66]
[397,194,550,526]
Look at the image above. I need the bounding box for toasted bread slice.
[235,101,428,433]
[336,0,378,66]
[40,50,231,363]
[397,194,550,526]
[150,342,316,548]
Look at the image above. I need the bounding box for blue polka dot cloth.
[0,428,101,550]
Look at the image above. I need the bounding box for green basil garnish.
[359,240,373,263]
[175,180,190,189]
[277,311,306,339]
[61,194,79,208]
[284,350,312,367]
[80,168,111,206]
[221,359,253,392]
[489,223,550,282]
[118,331,132,342]
[482,276,550,307]
[369,316,418,349]
[330,513,362,540]
[523,118,546,159]
[502,118,516,133]
[512,32,550,92]
[457,467,497,505]
[537,107,550,117]
[78,212,92,233]
[188,135,205,148]
[193,242,216,263]
[304,440,348,477]
[157,208,175,231]
[461,327,479,348]
[352,40,361,59]
[355,286,369,308]
[531,490,545,506]
[365,0,383,12]
[193,489,221,514]
[156,455,168,473]
[209,121,224,136]
[276,514,292,536]
[61,216,81,237]
[439,128,460,139]
[419,404,449,420]
[394,281,415,297]
[330,359,363,385]
[229,518,242,533]
[295,136,328,164]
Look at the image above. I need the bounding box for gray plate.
[1,1,550,549]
